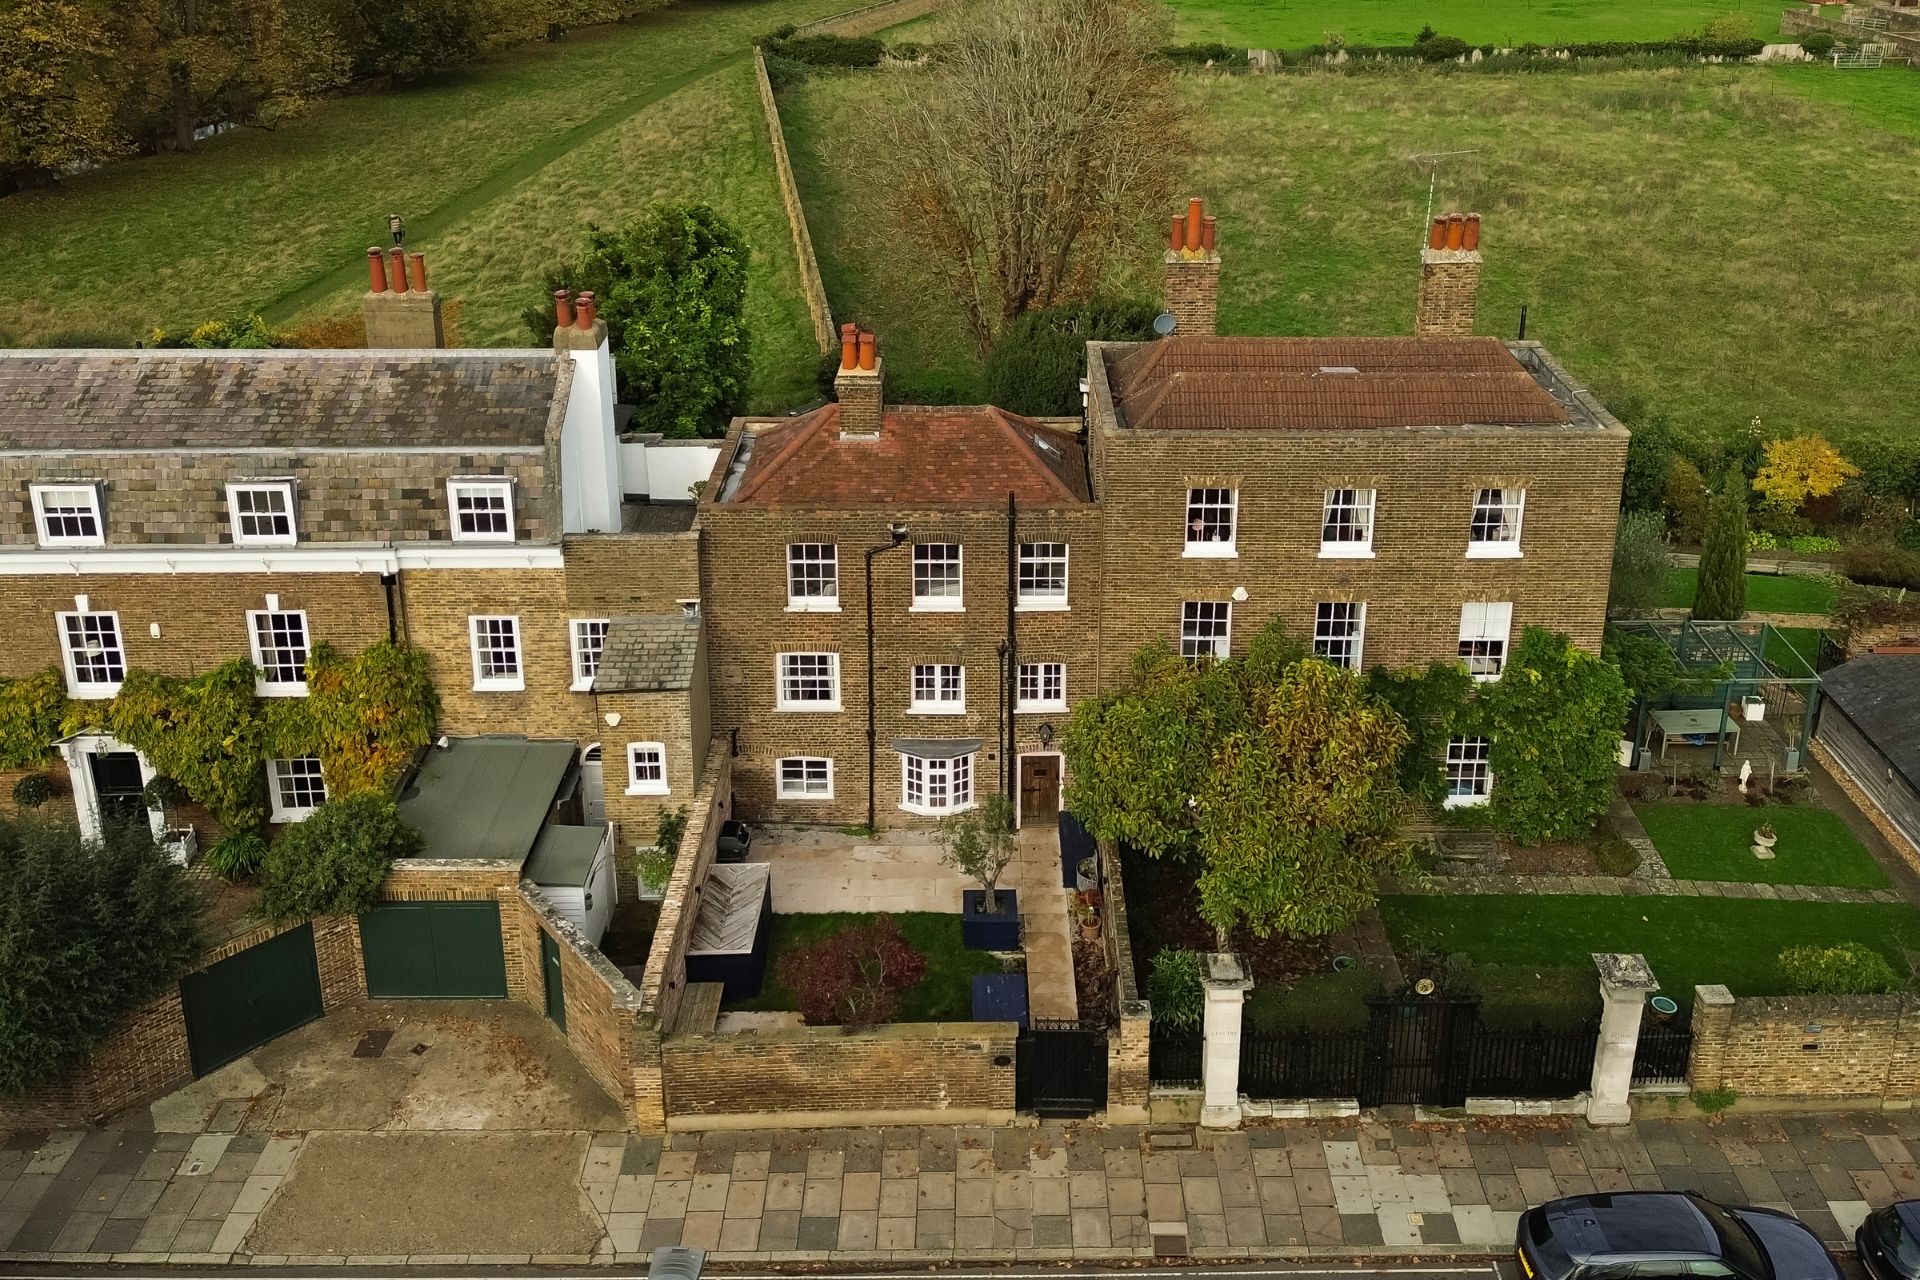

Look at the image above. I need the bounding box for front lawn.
[1380,894,1920,1000]
[1635,802,1888,889]
[1657,568,1838,616]
[1765,626,1823,678]
[722,912,1003,1021]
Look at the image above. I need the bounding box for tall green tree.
[1693,465,1749,620]
[1478,628,1631,845]
[1608,510,1670,617]
[0,0,123,194]
[982,296,1158,416]
[523,202,751,438]
[340,0,484,81]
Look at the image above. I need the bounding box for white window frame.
[776,652,841,711]
[468,614,525,692]
[267,757,328,822]
[1180,601,1232,662]
[909,663,966,715]
[1313,601,1367,670]
[1016,542,1069,611]
[1467,487,1526,558]
[626,741,669,796]
[777,756,835,800]
[570,618,610,691]
[911,543,965,612]
[57,609,126,699]
[226,481,297,547]
[1184,487,1238,557]
[448,477,516,544]
[1458,601,1515,682]
[30,483,105,548]
[247,605,311,696]
[1444,735,1493,808]
[1016,661,1067,713]
[1319,487,1376,559]
[785,543,840,612]
[900,751,976,816]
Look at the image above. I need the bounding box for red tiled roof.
[1106,336,1571,431]
[726,404,1090,507]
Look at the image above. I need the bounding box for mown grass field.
[0,0,848,409]
[1635,801,1889,889]
[780,64,1920,439]
[1656,568,1839,614]
[1160,0,1802,49]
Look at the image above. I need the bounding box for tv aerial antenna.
[1407,149,1481,225]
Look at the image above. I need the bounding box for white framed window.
[777,652,841,710]
[910,664,965,714]
[1184,487,1238,556]
[912,543,964,610]
[1016,662,1066,712]
[1458,601,1514,681]
[226,482,296,546]
[570,618,609,691]
[268,757,328,822]
[1320,487,1376,558]
[626,742,668,795]
[1180,601,1232,662]
[777,756,834,799]
[469,615,524,691]
[1017,543,1069,610]
[786,543,839,611]
[1444,736,1493,807]
[57,609,126,698]
[248,607,311,695]
[31,484,104,547]
[1467,487,1525,557]
[1313,601,1367,670]
[448,478,515,543]
[900,751,975,815]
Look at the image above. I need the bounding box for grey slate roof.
[596,615,701,692]
[0,349,565,451]
[1820,653,1920,789]
[395,736,576,862]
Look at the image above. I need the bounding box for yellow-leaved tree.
[1752,434,1860,511]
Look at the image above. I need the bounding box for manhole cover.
[1146,1128,1195,1150]
[1151,1231,1189,1257]
[351,1029,393,1059]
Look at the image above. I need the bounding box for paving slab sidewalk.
[6,1110,1920,1265]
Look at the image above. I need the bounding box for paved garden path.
[6,1110,1920,1264]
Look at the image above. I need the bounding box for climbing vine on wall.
[0,669,72,770]
[104,661,273,832]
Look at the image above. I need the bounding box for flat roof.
[395,736,576,862]
[525,824,606,888]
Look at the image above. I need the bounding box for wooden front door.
[1020,755,1060,825]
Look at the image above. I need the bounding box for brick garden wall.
[754,50,835,358]
[659,1022,1019,1128]
[1100,844,1151,1121]
[508,884,646,1114]
[382,861,535,999]
[1688,985,1920,1104]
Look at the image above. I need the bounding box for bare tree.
[876,0,1180,354]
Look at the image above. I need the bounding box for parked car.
[1517,1192,1841,1280]
[1857,1203,1920,1280]
[716,819,752,863]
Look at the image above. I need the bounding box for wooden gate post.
[1588,953,1658,1125]
[1201,953,1253,1129]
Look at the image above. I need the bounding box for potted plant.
[142,775,198,864]
[1075,855,1097,892]
[1074,889,1103,941]
[1742,693,1767,722]
[934,793,1021,950]
[1753,822,1778,859]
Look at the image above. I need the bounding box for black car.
[1517,1192,1842,1280]
[1857,1203,1920,1280]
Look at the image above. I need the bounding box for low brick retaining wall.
[1689,984,1920,1105]
[509,884,646,1114]
[1100,842,1151,1122]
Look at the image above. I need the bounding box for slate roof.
[1819,652,1920,789]
[596,615,702,693]
[0,349,566,451]
[1104,336,1572,432]
[395,736,576,863]
[724,404,1089,506]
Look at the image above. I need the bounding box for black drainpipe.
[1004,491,1017,816]
[379,572,399,644]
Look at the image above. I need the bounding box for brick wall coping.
[390,857,525,872]
[515,881,645,1012]
[1720,992,1920,1018]
[669,1019,1017,1047]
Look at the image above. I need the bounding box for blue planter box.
[961,889,1020,951]
[970,972,1029,1028]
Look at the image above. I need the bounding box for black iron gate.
[1017,1018,1108,1117]
[1359,994,1479,1108]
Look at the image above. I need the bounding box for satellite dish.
[1152,311,1178,336]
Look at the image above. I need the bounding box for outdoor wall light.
[888,521,908,543]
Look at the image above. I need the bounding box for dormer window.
[31,483,103,548]
[227,481,297,546]
[449,478,515,543]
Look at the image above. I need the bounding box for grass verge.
[721,911,1004,1021]
[1657,568,1839,615]
[1634,801,1889,889]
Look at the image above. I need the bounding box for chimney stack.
[1414,212,1483,338]
[551,287,621,536]
[834,321,884,438]
[361,243,446,348]
[552,287,606,352]
[1162,196,1221,337]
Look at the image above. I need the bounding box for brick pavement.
[6,1111,1920,1265]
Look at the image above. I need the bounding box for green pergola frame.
[1613,618,1824,771]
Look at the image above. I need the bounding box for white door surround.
[59,733,165,844]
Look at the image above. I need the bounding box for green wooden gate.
[180,923,325,1077]
[541,932,566,1030]
[360,902,507,998]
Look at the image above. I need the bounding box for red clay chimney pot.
[407,252,428,292]
[839,322,858,370]
[857,328,876,372]
[1463,213,1481,251]
[576,291,596,331]
[1201,215,1217,253]
[366,247,388,293]
[1427,217,1447,250]
[386,247,409,293]
[554,289,574,329]
[1184,198,1204,252]
[1445,213,1466,251]
[1169,213,1185,253]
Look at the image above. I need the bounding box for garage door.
[180,923,325,1077]
[360,901,508,998]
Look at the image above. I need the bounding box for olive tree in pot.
[935,792,1021,950]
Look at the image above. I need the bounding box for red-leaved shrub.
[777,916,927,1029]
